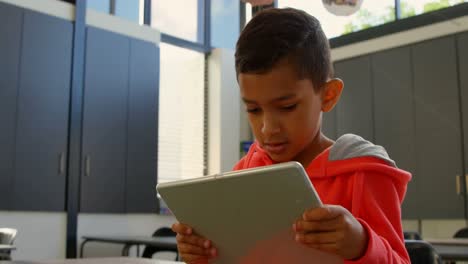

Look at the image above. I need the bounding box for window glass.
[158,43,205,182]
[400,0,468,19]
[87,0,110,13]
[212,0,240,49]
[115,0,141,23]
[245,3,253,26]
[87,0,142,24]
[151,0,199,42]
[278,0,396,38]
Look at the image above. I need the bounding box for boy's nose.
[261,114,281,136]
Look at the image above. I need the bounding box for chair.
[405,239,442,264]
[453,227,468,238]
[446,227,468,264]
[0,228,17,261]
[141,227,178,260]
[404,231,422,240]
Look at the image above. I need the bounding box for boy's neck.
[297,132,334,168]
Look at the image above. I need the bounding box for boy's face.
[239,59,326,165]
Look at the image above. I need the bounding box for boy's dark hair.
[235,8,333,91]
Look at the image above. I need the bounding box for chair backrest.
[404,231,422,240]
[141,227,178,259]
[152,227,176,237]
[453,227,468,238]
[405,240,442,264]
[0,228,17,245]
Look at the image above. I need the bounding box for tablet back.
[157,161,342,264]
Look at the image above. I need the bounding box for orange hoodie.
[233,134,411,264]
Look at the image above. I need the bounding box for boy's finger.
[295,230,339,244]
[294,217,342,233]
[303,205,345,221]
[177,234,212,248]
[172,222,193,235]
[178,242,212,256]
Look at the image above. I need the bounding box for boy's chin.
[268,153,294,163]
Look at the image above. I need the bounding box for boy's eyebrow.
[242,94,296,104]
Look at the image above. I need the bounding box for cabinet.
[335,36,467,219]
[0,3,22,209]
[80,27,129,213]
[80,27,160,213]
[322,108,337,140]
[457,32,468,215]
[0,8,72,211]
[371,46,418,218]
[126,40,159,213]
[411,36,464,218]
[335,56,374,141]
[0,2,159,213]
[14,11,72,211]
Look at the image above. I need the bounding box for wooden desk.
[80,236,177,258]
[427,238,468,261]
[0,257,181,264]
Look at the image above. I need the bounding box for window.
[278,0,395,38]
[87,0,143,24]
[158,43,205,183]
[399,0,468,19]
[151,0,200,42]
[211,0,240,49]
[114,0,142,23]
[87,0,110,13]
[245,2,253,25]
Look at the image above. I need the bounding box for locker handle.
[456,175,462,195]
[85,155,91,177]
[59,152,65,175]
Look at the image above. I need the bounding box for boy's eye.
[281,104,297,111]
[246,107,261,114]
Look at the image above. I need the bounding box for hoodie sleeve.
[344,170,410,264]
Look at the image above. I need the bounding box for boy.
[172,7,411,263]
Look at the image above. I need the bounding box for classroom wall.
[0,212,66,260]
[0,211,177,260]
[208,49,241,174]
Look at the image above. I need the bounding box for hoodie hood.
[306,134,411,185]
[329,134,395,167]
[237,133,411,185]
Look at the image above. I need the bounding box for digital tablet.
[156,161,341,264]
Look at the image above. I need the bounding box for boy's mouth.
[263,142,288,154]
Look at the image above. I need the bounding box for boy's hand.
[293,205,368,260]
[172,222,218,263]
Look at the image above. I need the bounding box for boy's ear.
[321,78,343,113]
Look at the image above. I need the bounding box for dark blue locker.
[126,39,159,213]
[14,10,72,211]
[0,3,22,209]
[412,36,464,218]
[372,46,418,218]
[80,27,129,213]
[335,56,374,141]
[457,32,468,216]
